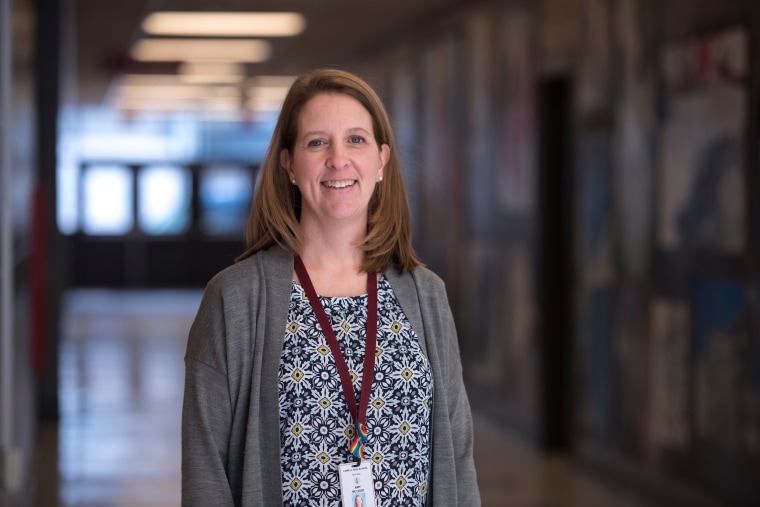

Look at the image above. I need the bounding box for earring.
[291,179,296,184]
[379,176,383,182]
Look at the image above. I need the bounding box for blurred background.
[1,0,759,506]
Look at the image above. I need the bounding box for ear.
[378,144,390,179]
[280,148,294,181]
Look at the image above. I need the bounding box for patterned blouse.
[278,276,433,506]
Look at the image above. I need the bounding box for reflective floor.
[33,289,648,507]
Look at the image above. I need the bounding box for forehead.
[296,93,374,132]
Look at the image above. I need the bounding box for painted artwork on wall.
[492,5,536,216]
[613,0,656,278]
[468,243,539,428]
[577,287,618,441]
[419,35,462,277]
[576,131,616,288]
[465,8,495,232]
[658,26,747,254]
[576,0,613,120]
[614,282,652,455]
[691,280,760,500]
[648,298,690,454]
[502,244,539,424]
[388,53,421,229]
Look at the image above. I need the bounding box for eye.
[348,136,365,144]
[307,139,325,147]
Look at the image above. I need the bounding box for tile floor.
[32,289,649,507]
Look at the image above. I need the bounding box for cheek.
[292,154,321,174]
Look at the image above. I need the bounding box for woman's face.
[280,93,389,232]
[354,495,364,507]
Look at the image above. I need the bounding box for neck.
[296,218,372,297]
[299,216,367,274]
[300,241,365,275]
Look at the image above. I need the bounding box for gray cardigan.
[182,246,480,506]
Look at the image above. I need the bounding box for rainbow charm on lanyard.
[349,421,369,459]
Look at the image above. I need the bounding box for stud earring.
[291,179,296,185]
[379,176,383,182]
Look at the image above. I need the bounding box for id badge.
[337,460,377,507]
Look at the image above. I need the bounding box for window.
[138,165,191,235]
[81,165,133,235]
[199,166,253,236]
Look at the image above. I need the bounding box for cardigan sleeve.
[439,293,481,506]
[411,268,481,506]
[182,276,236,507]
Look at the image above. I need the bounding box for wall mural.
[572,17,759,504]
[493,6,536,216]
[465,8,495,233]
[658,27,747,254]
[576,131,616,288]
[419,35,462,279]
[692,280,760,499]
[648,297,691,453]
[613,0,656,279]
[614,282,652,457]
[439,3,542,431]
[363,2,759,503]
[578,287,618,440]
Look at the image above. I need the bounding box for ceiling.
[73,0,464,107]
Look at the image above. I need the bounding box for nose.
[326,142,349,169]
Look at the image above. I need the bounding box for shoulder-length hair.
[236,68,422,273]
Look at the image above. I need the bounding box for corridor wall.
[346,0,760,505]
[0,0,38,504]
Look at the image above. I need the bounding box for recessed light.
[142,12,306,37]
[130,39,271,63]
[177,62,245,84]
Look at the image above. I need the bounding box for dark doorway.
[537,76,573,451]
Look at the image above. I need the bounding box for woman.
[182,68,480,506]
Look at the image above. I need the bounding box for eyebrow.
[300,127,372,138]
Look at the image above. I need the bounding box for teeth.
[323,180,355,188]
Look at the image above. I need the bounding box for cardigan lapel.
[385,267,428,357]
[257,245,296,505]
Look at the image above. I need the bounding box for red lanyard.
[293,255,377,460]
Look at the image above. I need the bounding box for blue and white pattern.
[279,276,433,507]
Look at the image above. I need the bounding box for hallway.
[30,289,648,507]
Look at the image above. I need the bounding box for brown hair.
[236,68,422,273]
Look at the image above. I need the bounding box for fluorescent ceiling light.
[142,12,306,37]
[130,39,271,62]
[112,96,195,111]
[113,75,240,95]
[112,95,241,112]
[178,74,244,84]
[116,72,242,87]
[119,74,184,86]
[178,61,244,76]
[114,84,240,100]
[177,62,245,84]
[248,86,290,100]
[108,76,242,113]
[116,85,210,100]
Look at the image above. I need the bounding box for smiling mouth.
[322,180,356,188]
